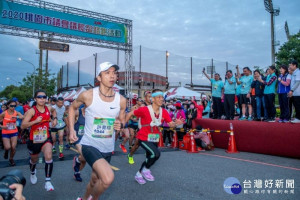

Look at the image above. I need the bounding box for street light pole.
[18,58,36,97]
[166,51,169,89]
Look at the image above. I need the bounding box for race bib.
[58,120,63,127]
[147,133,159,143]
[78,125,84,136]
[92,118,115,138]
[7,122,16,130]
[33,127,47,143]
[213,84,218,90]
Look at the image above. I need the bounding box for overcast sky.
[0,0,299,90]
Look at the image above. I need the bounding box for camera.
[0,170,26,200]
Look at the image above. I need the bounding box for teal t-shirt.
[211,79,224,98]
[236,84,241,95]
[224,76,236,94]
[264,73,277,94]
[240,75,253,94]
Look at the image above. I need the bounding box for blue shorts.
[2,132,18,139]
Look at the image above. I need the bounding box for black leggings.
[139,141,160,172]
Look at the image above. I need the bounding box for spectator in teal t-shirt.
[236,67,254,121]
[224,70,236,120]
[203,68,224,119]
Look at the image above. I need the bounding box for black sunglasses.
[36,95,47,99]
[9,105,16,108]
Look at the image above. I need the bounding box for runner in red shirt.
[126,89,184,185]
[21,90,57,192]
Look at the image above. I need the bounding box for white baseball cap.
[97,62,119,75]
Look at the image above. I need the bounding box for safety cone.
[207,128,215,150]
[158,133,164,148]
[171,131,178,148]
[226,130,239,153]
[187,131,199,153]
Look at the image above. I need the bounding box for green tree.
[22,68,57,98]
[0,68,56,101]
[276,31,300,66]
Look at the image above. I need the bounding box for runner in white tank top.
[68,62,126,200]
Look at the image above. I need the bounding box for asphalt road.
[0,141,299,200]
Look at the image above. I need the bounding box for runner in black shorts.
[127,93,151,164]
[21,89,57,192]
[72,104,87,182]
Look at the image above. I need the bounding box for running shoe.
[291,118,300,123]
[74,173,82,182]
[30,169,37,184]
[239,117,246,121]
[141,169,155,181]
[128,154,134,164]
[135,175,146,185]
[59,153,64,160]
[52,147,56,153]
[76,198,83,200]
[4,150,8,159]
[248,117,253,121]
[65,144,70,150]
[278,119,283,123]
[119,144,127,153]
[268,119,276,122]
[283,119,289,123]
[9,159,16,166]
[45,181,54,191]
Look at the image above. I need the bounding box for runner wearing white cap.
[69,62,126,200]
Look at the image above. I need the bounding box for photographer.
[0,184,26,200]
[0,170,26,200]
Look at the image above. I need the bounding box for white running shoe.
[30,170,37,184]
[45,181,54,191]
[291,118,300,123]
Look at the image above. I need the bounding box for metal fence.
[57,45,239,91]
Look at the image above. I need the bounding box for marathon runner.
[51,97,66,160]
[0,99,24,166]
[127,91,152,164]
[126,89,184,184]
[68,62,126,200]
[72,104,86,182]
[21,90,57,191]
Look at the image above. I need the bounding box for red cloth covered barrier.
[193,119,300,158]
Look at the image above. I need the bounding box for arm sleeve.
[263,76,277,86]
[280,79,291,86]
